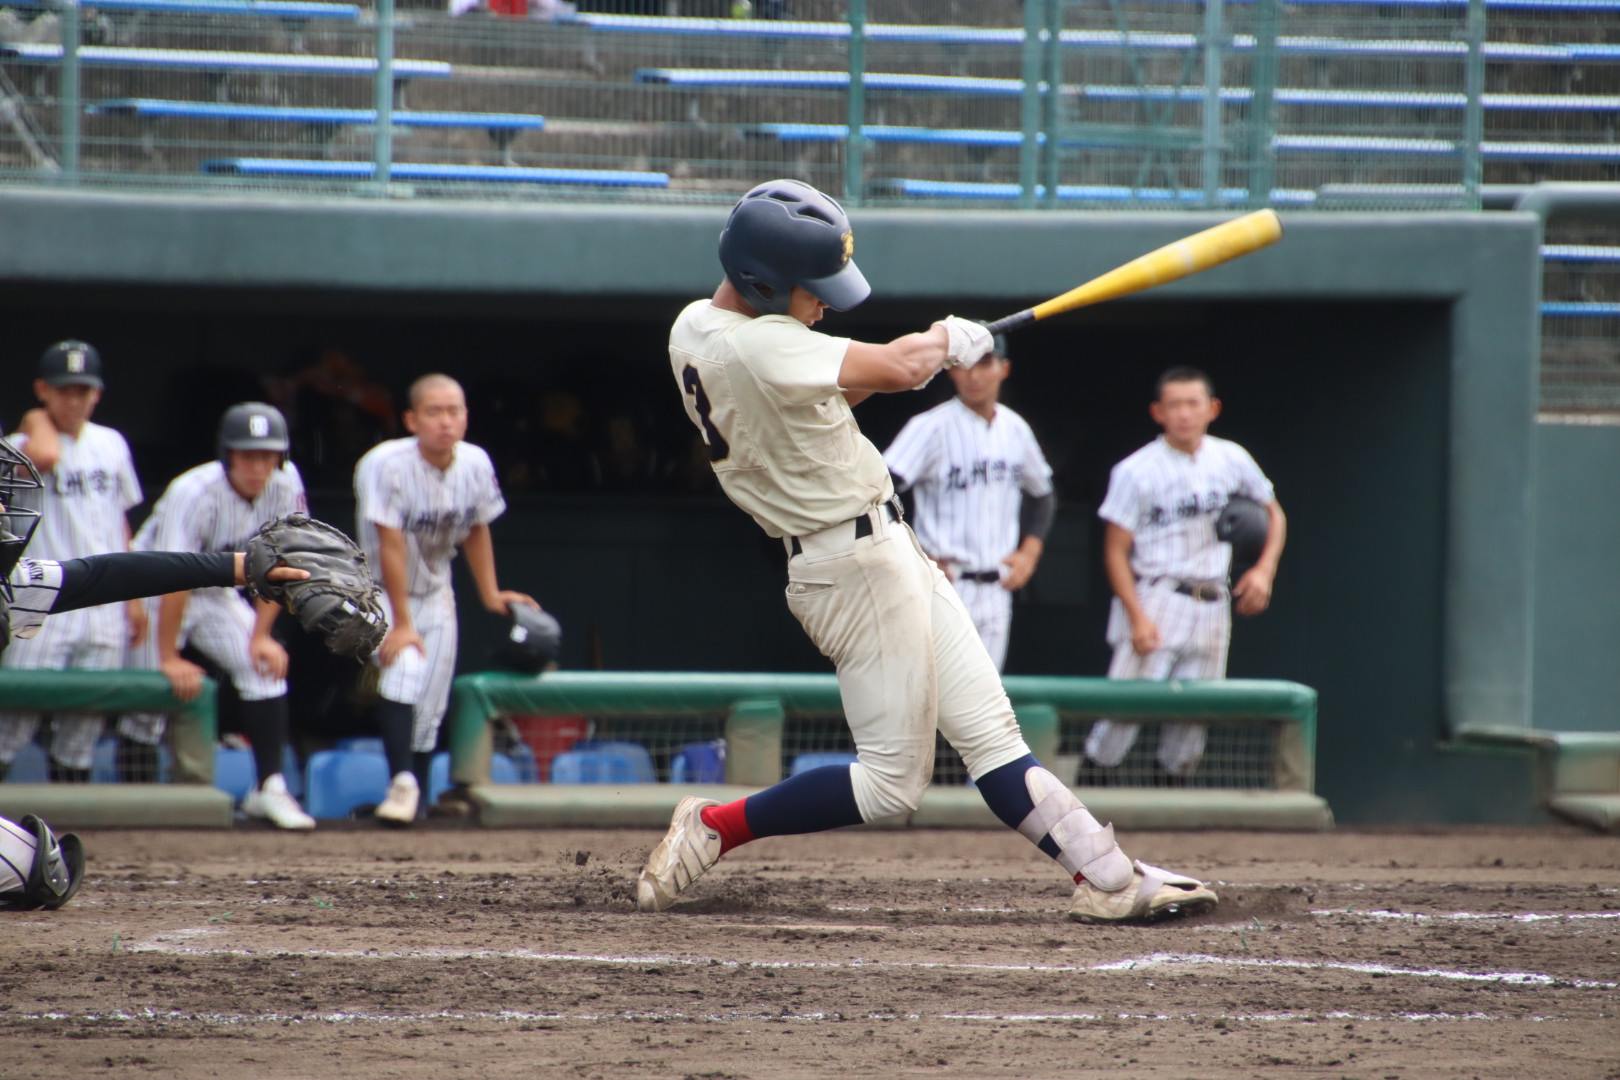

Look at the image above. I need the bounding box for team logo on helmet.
[248,415,270,438]
[66,349,85,373]
[841,231,854,265]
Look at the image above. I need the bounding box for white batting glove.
[932,316,993,369]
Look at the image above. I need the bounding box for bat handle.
[981,310,1035,337]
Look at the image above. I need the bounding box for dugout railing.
[0,669,233,826]
[443,671,1334,830]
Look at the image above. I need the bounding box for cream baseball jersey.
[668,299,892,538]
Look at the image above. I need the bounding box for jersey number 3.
[681,364,731,463]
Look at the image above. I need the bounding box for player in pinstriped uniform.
[883,333,1054,673]
[126,403,316,829]
[1085,366,1287,779]
[356,374,537,825]
[0,341,145,783]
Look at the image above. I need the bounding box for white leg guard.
[1016,767,1134,891]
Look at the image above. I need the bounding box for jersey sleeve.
[734,316,850,405]
[1017,419,1055,497]
[472,450,506,526]
[114,433,142,512]
[882,414,939,491]
[144,481,209,554]
[1097,462,1142,532]
[363,459,407,531]
[1230,444,1276,504]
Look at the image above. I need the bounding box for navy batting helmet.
[492,605,561,675]
[718,179,870,316]
[1216,495,1269,570]
[217,402,290,470]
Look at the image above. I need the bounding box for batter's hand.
[932,316,994,369]
[1232,566,1274,616]
[1130,616,1163,657]
[126,599,148,649]
[160,656,207,703]
[484,590,539,615]
[1001,550,1038,591]
[250,634,289,679]
[379,625,426,667]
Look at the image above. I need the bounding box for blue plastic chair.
[670,741,726,784]
[6,742,50,782]
[550,741,655,784]
[790,751,860,776]
[426,751,521,804]
[90,736,173,783]
[213,746,258,803]
[302,749,390,819]
[335,736,386,755]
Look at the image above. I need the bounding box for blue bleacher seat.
[670,741,725,784]
[0,44,452,79]
[214,746,258,803]
[199,159,670,187]
[89,100,546,134]
[6,742,49,782]
[8,0,359,17]
[302,749,389,819]
[550,741,655,785]
[790,752,860,776]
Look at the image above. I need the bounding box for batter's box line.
[1311,908,1620,923]
[1091,950,1618,990]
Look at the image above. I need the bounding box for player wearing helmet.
[636,180,1218,924]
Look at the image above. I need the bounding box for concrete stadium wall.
[0,189,1548,824]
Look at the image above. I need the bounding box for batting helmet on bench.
[718,179,871,316]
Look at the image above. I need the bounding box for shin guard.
[1016,767,1133,891]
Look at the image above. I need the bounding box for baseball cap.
[38,340,104,389]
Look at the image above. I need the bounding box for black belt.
[959,570,1001,584]
[789,498,902,557]
[1142,576,1226,603]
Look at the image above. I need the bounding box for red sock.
[700,799,755,856]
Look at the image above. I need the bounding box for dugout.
[0,189,1553,825]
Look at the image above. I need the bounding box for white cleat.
[635,796,722,912]
[375,771,420,826]
[242,773,316,831]
[1068,859,1218,924]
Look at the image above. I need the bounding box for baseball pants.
[1084,579,1231,776]
[785,506,1028,823]
[373,589,457,754]
[0,604,127,771]
[951,574,1012,674]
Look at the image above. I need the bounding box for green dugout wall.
[0,189,1549,824]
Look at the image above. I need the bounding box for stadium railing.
[440,671,1333,830]
[0,670,232,827]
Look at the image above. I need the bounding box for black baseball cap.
[38,340,103,389]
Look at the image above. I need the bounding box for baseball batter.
[128,403,314,829]
[355,374,535,825]
[883,334,1054,672]
[637,179,1217,925]
[1084,366,1287,778]
[0,341,145,782]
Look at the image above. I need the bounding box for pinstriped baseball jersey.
[132,461,307,568]
[884,398,1053,571]
[2,558,65,642]
[669,300,891,539]
[6,424,140,560]
[355,437,505,598]
[1098,434,1273,582]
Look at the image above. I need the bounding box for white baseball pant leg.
[117,598,167,746]
[1085,582,1231,776]
[0,605,126,770]
[182,591,288,701]
[952,575,1013,674]
[374,589,458,754]
[786,512,1026,823]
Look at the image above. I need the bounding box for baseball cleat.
[242,773,316,831]
[636,796,722,912]
[1068,859,1217,924]
[375,771,420,826]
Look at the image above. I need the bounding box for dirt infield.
[2,824,1617,1080]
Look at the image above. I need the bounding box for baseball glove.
[245,514,387,661]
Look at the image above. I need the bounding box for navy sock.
[742,764,863,838]
[375,698,414,779]
[974,753,1062,861]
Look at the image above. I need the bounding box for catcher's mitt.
[245,514,387,661]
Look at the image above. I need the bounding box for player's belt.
[959,570,1002,584]
[786,497,902,558]
[1140,576,1226,602]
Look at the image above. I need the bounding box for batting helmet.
[217,402,290,470]
[0,435,43,583]
[718,179,870,316]
[1215,495,1269,569]
[492,605,562,675]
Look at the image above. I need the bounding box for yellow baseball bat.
[982,209,1284,336]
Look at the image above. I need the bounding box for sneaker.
[375,771,420,826]
[1068,859,1217,924]
[635,796,721,912]
[242,773,316,831]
